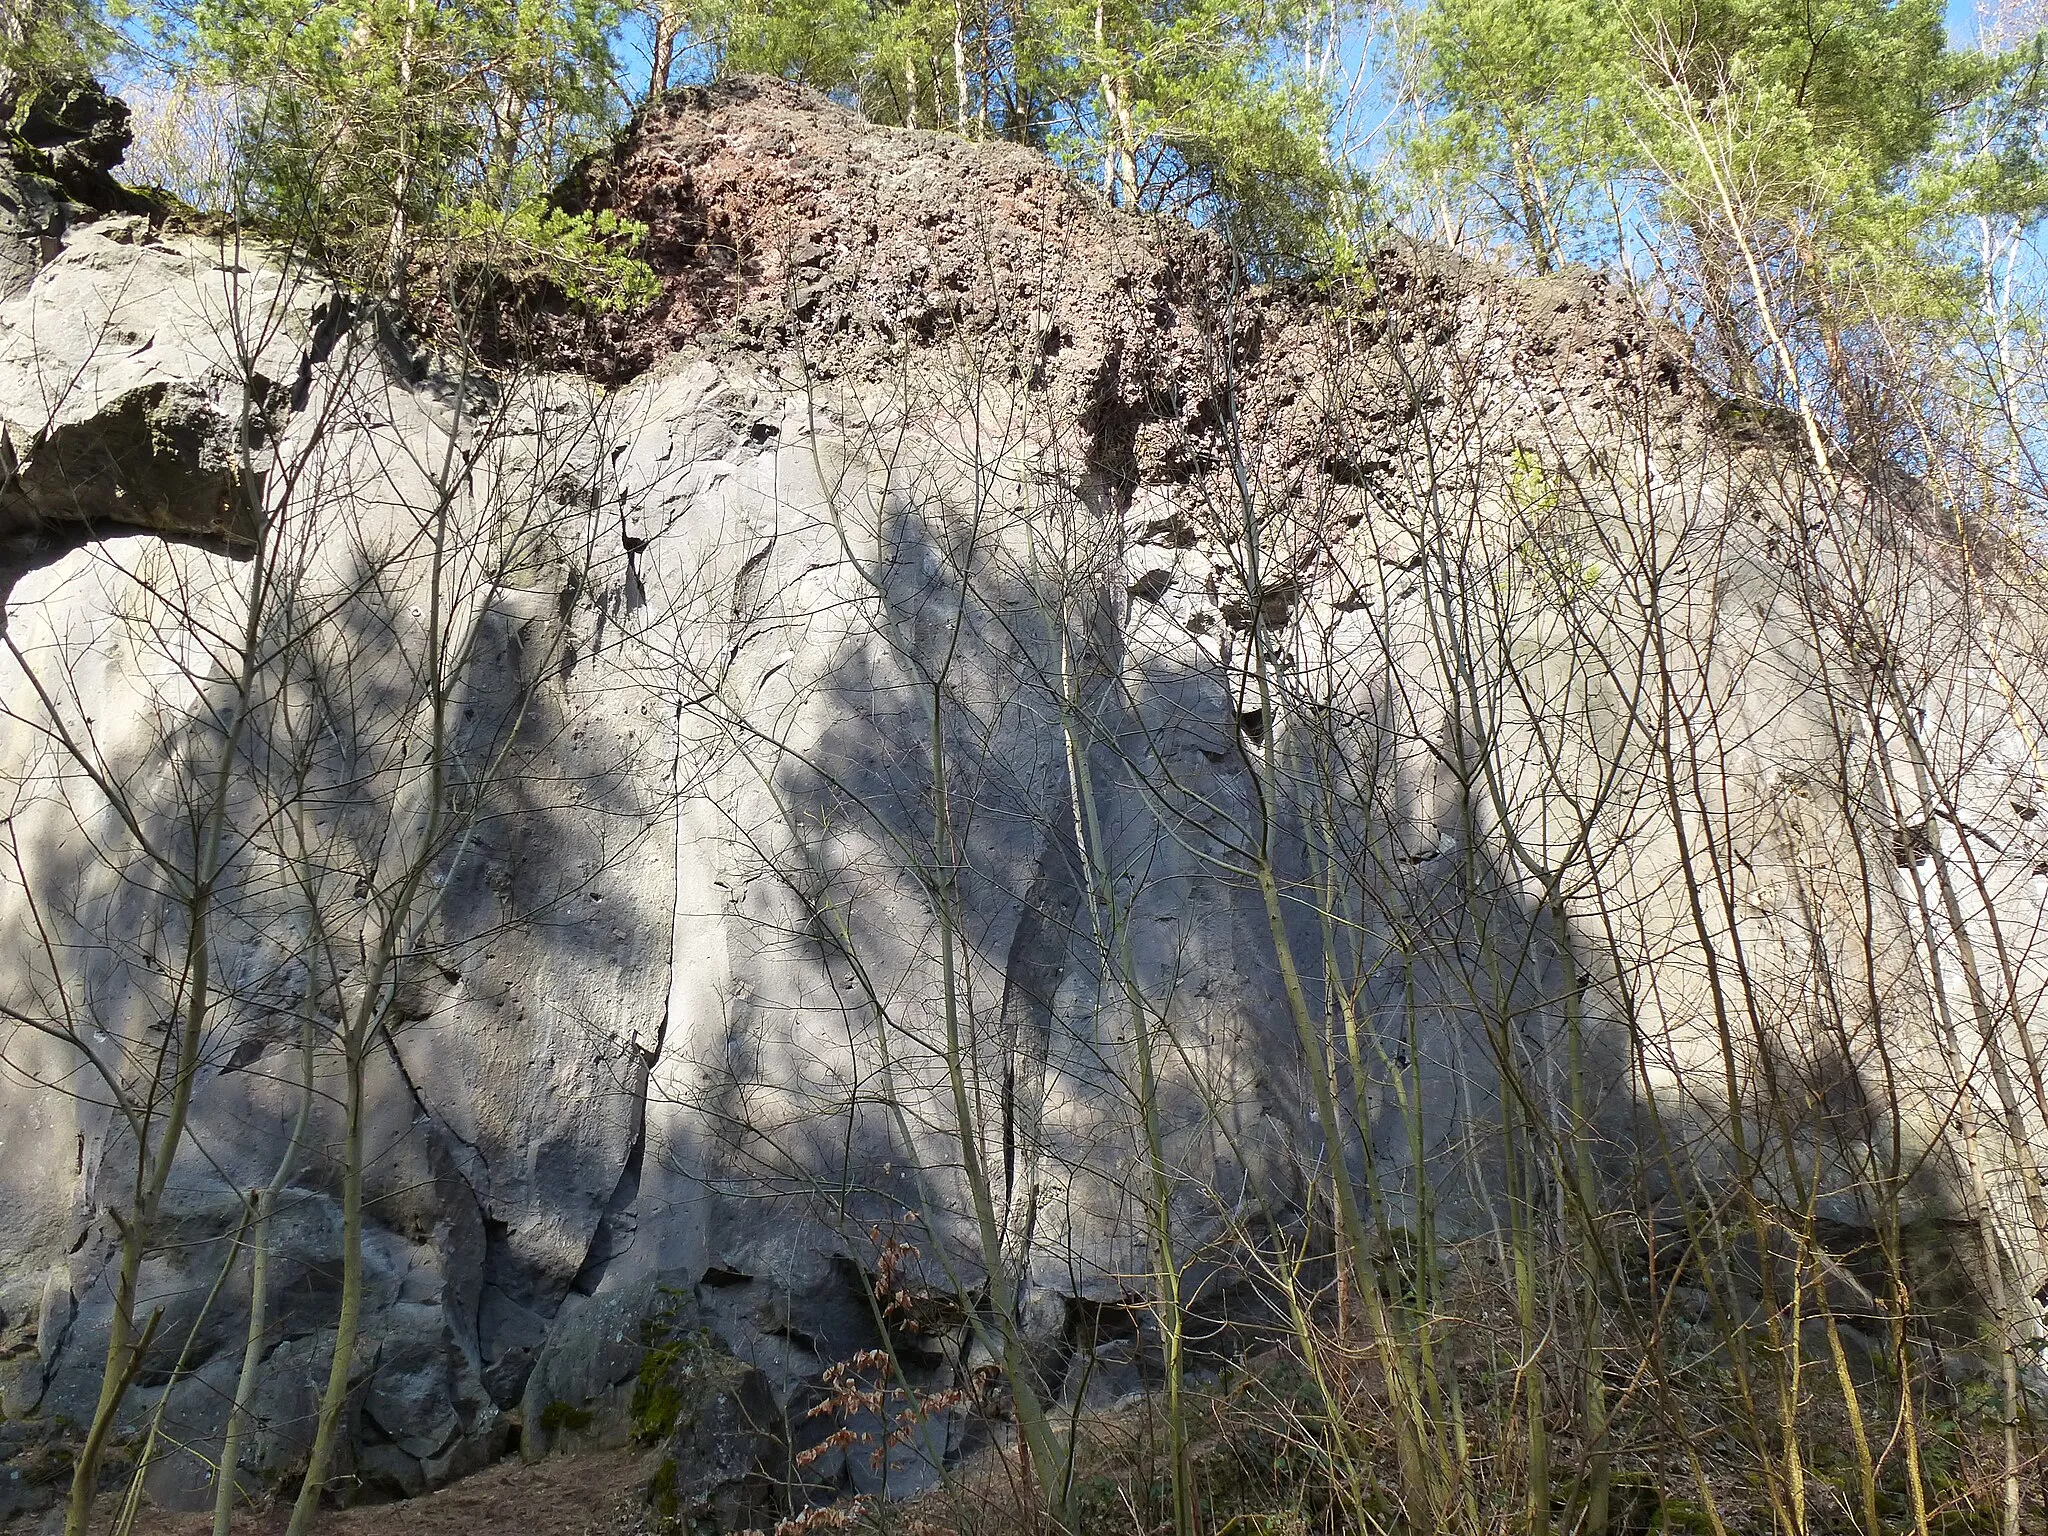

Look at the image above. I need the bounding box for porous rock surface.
[2,74,2046,1520]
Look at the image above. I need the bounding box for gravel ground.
[67,1449,659,1536]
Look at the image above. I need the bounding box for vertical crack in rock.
[993,818,1087,1276]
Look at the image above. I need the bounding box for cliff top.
[512,77,1698,499]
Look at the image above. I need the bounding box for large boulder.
[0,71,168,304]
[637,1321,786,1533]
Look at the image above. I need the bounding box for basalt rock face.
[3,76,2046,1521]
[1,71,271,598]
[1,69,170,306]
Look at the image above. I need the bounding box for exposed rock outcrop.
[2,75,2044,1525]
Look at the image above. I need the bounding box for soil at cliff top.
[80,1449,656,1535]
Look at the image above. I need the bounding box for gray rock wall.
[3,79,2046,1520]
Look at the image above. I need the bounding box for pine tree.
[181,0,650,307]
